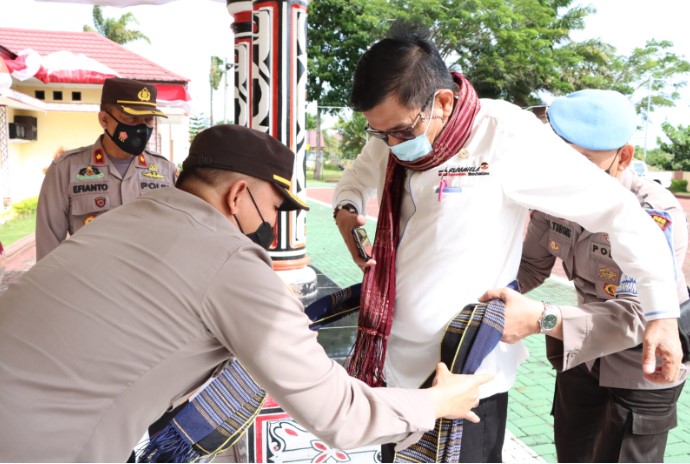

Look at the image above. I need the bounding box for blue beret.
[547,89,637,151]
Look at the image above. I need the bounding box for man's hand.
[429,363,494,422]
[478,288,552,343]
[642,318,682,383]
[334,208,376,270]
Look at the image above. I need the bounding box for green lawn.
[307,165,345,184]
[0,212,36,247]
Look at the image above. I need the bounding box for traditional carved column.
[229,0,315,299]
[228,0,253,128]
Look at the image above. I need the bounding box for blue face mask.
[390,99,436,162]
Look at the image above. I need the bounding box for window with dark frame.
[53,91,63,101]
[35,90,45,100]
[72,91,82,101]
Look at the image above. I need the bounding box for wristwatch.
[333,202,358,220]
[538,302,560,334]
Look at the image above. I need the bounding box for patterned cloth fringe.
[394,298,506,463]
[136,358,266,463]
[347,73,482,387]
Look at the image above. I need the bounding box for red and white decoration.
[249,396,382,463]
[2,48,120,84]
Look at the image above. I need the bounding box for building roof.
[0,27,188,84]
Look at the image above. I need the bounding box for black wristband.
[333,203,358,220]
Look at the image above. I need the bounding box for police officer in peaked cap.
[36,77,178,260]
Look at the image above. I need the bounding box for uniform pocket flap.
[71,193,110,215]
[631,408,677,435]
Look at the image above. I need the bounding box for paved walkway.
[2,185,689,462]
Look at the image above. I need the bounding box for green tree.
[83,6,150,45]
[306,113,318,131]
[334,112,368,159]
[656,122,690,171]
[323,131,343,161]
[306,0,388,106]
[643,147,674,169]
[607,40,690,120]
[306,0,689,110]
[188,113,208,143]
[209,56,225,125]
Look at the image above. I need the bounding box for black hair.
[350,21,454,112]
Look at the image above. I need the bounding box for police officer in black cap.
[35,77,177,260]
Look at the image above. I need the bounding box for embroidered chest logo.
[437,162,491,177]
[77,165,104,180]
[142,163,165,179]
[95,197,106,208]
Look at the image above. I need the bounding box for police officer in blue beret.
[483,89,688,462]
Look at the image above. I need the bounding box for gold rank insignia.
[93,148,106,165]
[549,240,560,252]
[83,215,97,225]
[138,87,152,102]
[143,163,165,179]
[598,266,618,282]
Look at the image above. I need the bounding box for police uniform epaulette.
[144,149,167,160]
[53,146,91,164]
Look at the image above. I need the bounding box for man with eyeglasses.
[35,77,177,260]
[481,89,688,462]
[333,23,684,463]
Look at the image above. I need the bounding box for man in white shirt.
[333,24,682,462]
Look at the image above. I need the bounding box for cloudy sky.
[1,0,688,146]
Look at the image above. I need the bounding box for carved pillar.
[228,0,253,128]
[229,0,314,298]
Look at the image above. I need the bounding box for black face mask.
[105,112,153,156]
[234,188,275,250]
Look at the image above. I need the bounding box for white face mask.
[390,98,436,162]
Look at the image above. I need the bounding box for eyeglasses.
[365,93,435,142]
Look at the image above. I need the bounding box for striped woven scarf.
[395,298,505,463]
[347,73,481,387]
[136,358,266,463]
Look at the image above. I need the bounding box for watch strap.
[333,202,358,220]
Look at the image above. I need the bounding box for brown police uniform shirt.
[519,169,689,389]
[35,135,177,260]
[0,187,434,462]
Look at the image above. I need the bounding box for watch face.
[542,313,558,331]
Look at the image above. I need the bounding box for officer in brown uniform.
[481,89,688,462]
[35,77,177,260]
